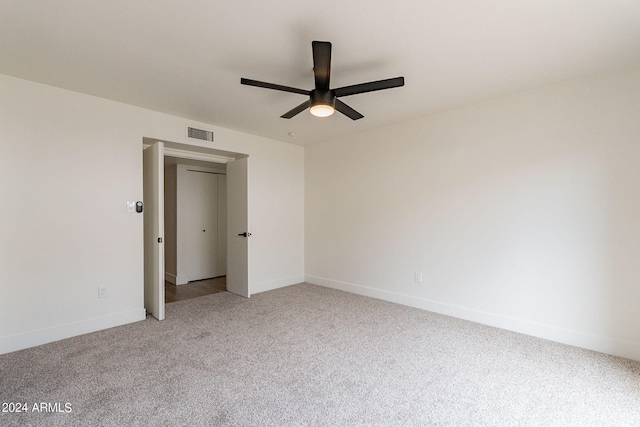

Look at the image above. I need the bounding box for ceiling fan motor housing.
[311,89,335,108]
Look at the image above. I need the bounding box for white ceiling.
[2,1,639,146]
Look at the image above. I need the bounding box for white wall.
[0,74,305,354]
[305,66,640,361]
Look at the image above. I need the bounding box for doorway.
[164,161,227,286]
[142,139,250,320]
[164,159,227,303]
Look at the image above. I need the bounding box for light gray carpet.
[1,283,639,426]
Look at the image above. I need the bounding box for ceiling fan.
[241,41,404,120]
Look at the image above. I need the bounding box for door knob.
[238,232,252,237]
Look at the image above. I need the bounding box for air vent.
[187,126,214,142]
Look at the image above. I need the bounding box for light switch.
[126,201,135,213]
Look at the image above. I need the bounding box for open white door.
[143,142,165,320]
[226,157,250,298]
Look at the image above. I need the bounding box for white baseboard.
[165,274,189,285]
[305,275,640,362]
[165,272,177,285]
[0,309,146,355]
[251,275,305,295]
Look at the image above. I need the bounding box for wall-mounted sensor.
[136,201,143,213]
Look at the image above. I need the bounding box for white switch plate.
[99,286,109,298]
[414,272,423,283]
[126,201,135,212]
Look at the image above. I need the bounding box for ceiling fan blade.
[335,99,364,120]
[312,41,332,91]
[241,78,309,95]
[281,99,312,119]
[333,76,405,97]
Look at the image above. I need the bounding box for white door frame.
[142,139,249,319]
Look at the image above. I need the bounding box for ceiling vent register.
[187,126,214,142]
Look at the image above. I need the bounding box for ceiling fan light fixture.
[310,103,335,117]
[309,89,336,118]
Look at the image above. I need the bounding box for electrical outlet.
[414,272,423,283]
[98,286,109,298]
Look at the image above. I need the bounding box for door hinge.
[158,237,163,243]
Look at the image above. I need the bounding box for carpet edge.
[0,308,146,355]
[305,275,640,361]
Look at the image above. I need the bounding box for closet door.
[143,142,165,320]
[182,169,219,282]
[226,157,250,298]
